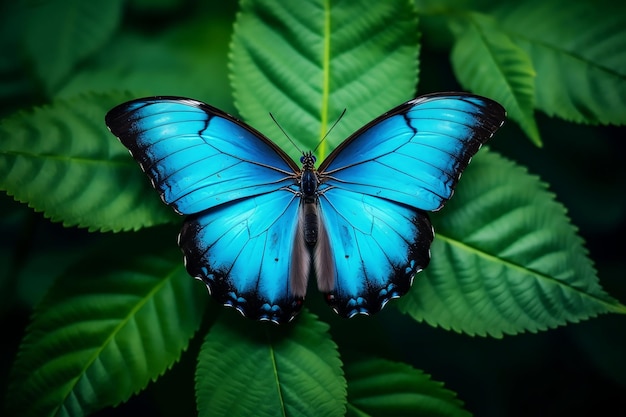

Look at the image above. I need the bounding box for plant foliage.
[1,0,625,416]
[0,93,174,232]
[398,150,625,337]
[196,311,345,417]
[345,357,471,417]
[492,0,626,125]
[5,234,206,417]
[231,0,419,161]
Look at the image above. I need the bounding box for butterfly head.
[300,151,316,170]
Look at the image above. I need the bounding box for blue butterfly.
[105,92,505,324]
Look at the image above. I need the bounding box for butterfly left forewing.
[105,97,298,215]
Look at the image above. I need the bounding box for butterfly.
[105,92,506,324]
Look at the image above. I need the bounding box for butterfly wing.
[316,189,433,317]
[106,97,304,323]
[316,93,506,316]
[105,97,298,215]
[180,190,303,323]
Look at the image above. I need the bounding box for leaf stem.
[318,0,332,159]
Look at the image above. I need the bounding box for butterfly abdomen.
[303,202,318,246]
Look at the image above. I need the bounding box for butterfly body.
[298,152,320,246]
[105,93,506,324]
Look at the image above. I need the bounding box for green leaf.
[196,310,346,417]
[493,0,626,125]
[450,12,540,145]
[230,0,419,161]
[5,236,206,417]
[345,358,471,417]
[397,149,626,337]
[57,17,234,108]
[23,0,124,95]
[0,92,175,232]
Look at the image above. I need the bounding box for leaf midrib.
[501,26,624,79]
[1,149,132,167]
[53,264,184,416]
[467,14,521,107]
[266,330,288,417]
[317,0,332,160]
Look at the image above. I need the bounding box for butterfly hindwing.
[317,188,433,317]
[179,189,304,323]
[316,93,505,315]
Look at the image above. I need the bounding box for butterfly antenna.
[270,112,303,154]
[313,108,347,153]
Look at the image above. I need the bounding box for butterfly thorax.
[299,151,319,246]
[299,151,318,202]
